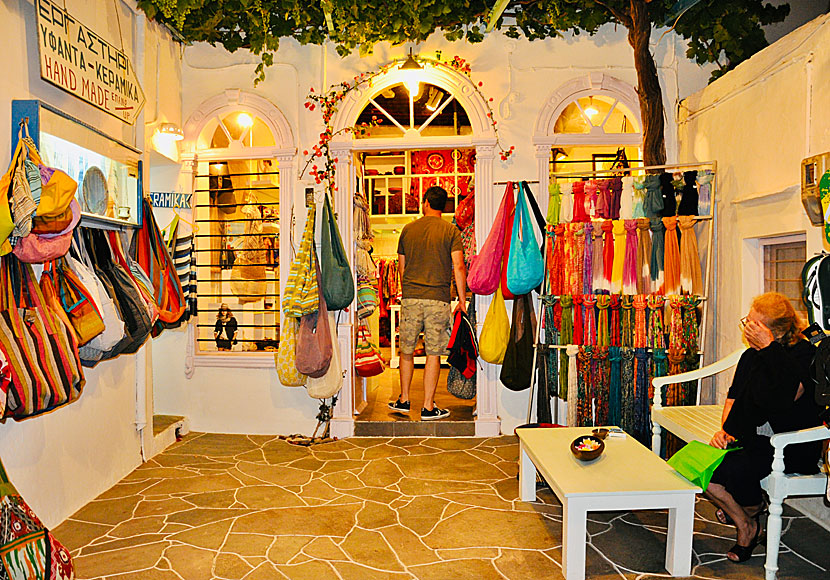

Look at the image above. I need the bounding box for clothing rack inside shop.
[526,160,718,425]
[494,180,540,185]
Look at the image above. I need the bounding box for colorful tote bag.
[0,256,85,421]
[506,184,545,296]
[296,258,333,378]
[283,204,319,318]
[320,192,354,311]
[305,311,343,399]
[276,316,307,387]
[468,183,511,295]
[0,459,74,579]
[356,274,378,319]
[479,287,510,365]
[355,321,385,377]
[49,259,106,346]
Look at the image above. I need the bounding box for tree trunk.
[628,0,666,167]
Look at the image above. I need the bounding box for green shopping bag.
[667,440,738,491]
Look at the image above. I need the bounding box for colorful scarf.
[636,218,652,294]
[646,294,666,349]
[677,170,698,216]
[592,346,610,426]
[551,224,566,295]
[584,180,598,219]
[649,217,666,293]
[609,177,623,220]
[572,181,589,222]
[662,216,681,296]
[564,224,577,295]
[560,182,574,223]
[592,224,605,293]
[559,295,575,399]
[573,223,586,295]
[620,347,636,435]
[572,294,584,345]
[696,170,713,216]
[583,222,594,294]
[620,176,634,220]
[651,347,668,402]
[623,220,638,295]
[543,296,560,400]
[633,294,649,348]
[596,294,611,348]
[678,215,703,295]
[596,179,611,219]
[659,172,677,217]
[632,177,647,219]
[620,295,635,348]
[610,295,621,347]
[602,220,614,292]
[566,344,580,426]
[611,220,626,294]
[643,174,664,218]
[576,346,593,426]
[583,294,597,346]
[633,348,652,445]
[548,181,562,224]
[608,346,622,427]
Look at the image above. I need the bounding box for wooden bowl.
[570,435,605,461]
[592,428,609,440]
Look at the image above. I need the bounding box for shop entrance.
[353,147,476,433]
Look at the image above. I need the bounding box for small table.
[517,427,700,580]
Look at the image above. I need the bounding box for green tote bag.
[667,440,738,491]
[321,192,355,311]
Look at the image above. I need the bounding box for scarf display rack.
[526,161,717,443]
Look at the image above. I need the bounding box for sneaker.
[388,398,411,414]
[420,406,450,421]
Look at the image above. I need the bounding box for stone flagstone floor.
[53,433,830,579]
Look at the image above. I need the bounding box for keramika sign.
[35,0,145,125]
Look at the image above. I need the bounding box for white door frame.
[327,64,501,438]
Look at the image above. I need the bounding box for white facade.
[678,13,830,529]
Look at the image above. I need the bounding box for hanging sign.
[35,0,146,125]
[149,192,192,209]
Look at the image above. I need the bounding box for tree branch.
[592,0,632,28]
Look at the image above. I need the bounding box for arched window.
[355,82,472,138]
[191,109,282,355]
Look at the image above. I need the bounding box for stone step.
[354,420,476,437]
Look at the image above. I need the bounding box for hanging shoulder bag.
[295,257,333,378]
[448,296,477,399]
[12,199,80,263]
[321,192,355,311]
[500,184,517,300]
[276,316,307,387]
[305,310,343,399]
[506,183,545,296]
[468,183,510,295]
[479,287,510,365]
[355,321,385,378]
[500,293,536,391]
[47,259,106,346]
[0,256,85,421]
[0,458,75,579]
[283,204,319,318]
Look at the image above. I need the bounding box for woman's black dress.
[710,340,823,505]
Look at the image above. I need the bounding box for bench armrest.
[770,425,830,450]
[652,348,744,407]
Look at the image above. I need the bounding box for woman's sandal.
[727,513,763,563]
[715,508,735,526]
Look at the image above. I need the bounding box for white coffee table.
[517,426,700,580]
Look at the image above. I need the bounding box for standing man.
[389,186,467,420]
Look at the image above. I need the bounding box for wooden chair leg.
[652,422,662,456]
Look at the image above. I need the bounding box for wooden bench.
[651,349,829,580]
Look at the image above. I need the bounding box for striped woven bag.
[282,203,319,318]
[0,256,84,421]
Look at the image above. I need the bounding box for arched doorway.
[327,61,500,438]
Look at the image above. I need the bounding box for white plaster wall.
[0,0,181,527]
[678,13,830,529]
[157,24,714,436]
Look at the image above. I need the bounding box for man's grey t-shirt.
[397,216,463,303]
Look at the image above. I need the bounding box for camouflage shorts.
[399,299,451,356]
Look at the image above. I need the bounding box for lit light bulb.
[405,78,421,98]
[584,98,598,118]
[237,113,254,128]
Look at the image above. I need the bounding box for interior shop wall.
[0,0,182,527]
[166,25,714,435]
[678,14,830,530]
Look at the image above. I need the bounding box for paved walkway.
[54,433,830,579]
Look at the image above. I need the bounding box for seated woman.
[707,292,823,563]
